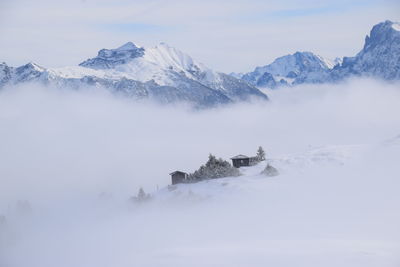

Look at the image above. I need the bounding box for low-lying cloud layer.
[0,79,399,266]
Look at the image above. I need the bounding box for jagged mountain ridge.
[0,43,267,107]
[241,51,337,88]
[239,20,400,88]
[330,20,400,81]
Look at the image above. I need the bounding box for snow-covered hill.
[0,43,267,107]
[153,144,370,202]
[238,20,400,88]
[141,142,399,266]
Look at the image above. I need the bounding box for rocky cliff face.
[79,42,145,69]
[331,20,400,81]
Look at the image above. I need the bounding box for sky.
[0,0,399,72]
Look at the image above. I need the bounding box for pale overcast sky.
[0,0,399,72]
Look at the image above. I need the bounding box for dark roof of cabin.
[230,154,250,159]
[169,171,188,176]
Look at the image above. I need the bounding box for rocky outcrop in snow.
[0,63,12,86]
[79,42,145,69]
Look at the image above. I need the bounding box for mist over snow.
[0,79,400,266]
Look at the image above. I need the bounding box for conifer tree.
[137,188,146,200]
[256,146,266,161]
[131,187,151,203]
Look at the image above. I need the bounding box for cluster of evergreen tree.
[188,154,241,181]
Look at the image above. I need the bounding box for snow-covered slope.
[155,144,369,200]
[0,43,267,107]
[143,142,399,266]
[238,20,400,88]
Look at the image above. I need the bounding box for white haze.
[0,79,399,266]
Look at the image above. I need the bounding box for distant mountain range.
[237,20,400,88]
[0,20,399,106]
[0,42,267,107]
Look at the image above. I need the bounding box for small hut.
[230,155,251,168]
[170,171,188,185]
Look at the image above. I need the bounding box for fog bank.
[0,78,399,266]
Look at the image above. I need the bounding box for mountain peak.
[18,62,45,72]
[331,20,400,80]
[364,20,400,51]
[79,42,145,69]
[240,50,333,87]
[116,42,141,51]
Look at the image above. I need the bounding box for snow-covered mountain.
[241,51,336,88]
[0,43,267,107]
[331,20,400,81]
[238,20,400,88]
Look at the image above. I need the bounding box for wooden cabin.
[230,155,251,168]
[231,154,259,168]
[170,171,188,185]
